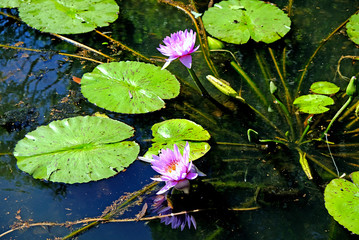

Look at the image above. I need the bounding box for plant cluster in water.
[1,0,359,238]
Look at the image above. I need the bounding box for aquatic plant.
[1,0,359,238]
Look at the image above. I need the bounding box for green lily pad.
[81,61,180,114]
[324,172,359,234]
[144,119,211,161]
[0,0,26,8]
[347,12,359,45]
[14,116,139,184]
[310,81,340,95]
[293,94,334,114]
[202,0,291,44]
[18,0,119,34]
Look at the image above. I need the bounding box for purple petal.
[186,172,198,180]
[151,177,165,182]
[179,55,192,69]
[157,180,178,194]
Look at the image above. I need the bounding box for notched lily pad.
[202,0,291,44]
[19,0,119,34]
[81,61,180,114]
[346,12,359,45]
[144,119,211,161]
[14,116,139,184]
[310,81,340,95]
[293,94,334,114]
[324,172,359,234]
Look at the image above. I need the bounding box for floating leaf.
[81,61,180,114]
[324,172,359,234]
[14,116,139,184]
[18,0,119,34]
[144,119,211,161]
[293,94,334,114]
[310,81,340,95]
[347,12,359,45]
[0,0,25,8]
[202,0,291,44]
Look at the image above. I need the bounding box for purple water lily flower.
[157,29,200,69]
[149,142,203,195]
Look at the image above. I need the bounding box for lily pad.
[144,119,211,161]
[347,12,359,45]
[18,0,119,34]
[324,172,359,234]
[310,81,340,95]
[293,94,334,114]
[0,0,25,8]
[81,61,180,114]
[202,0,291,44]
[14,116,139,184]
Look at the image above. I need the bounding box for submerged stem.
[230,61,268,106]
[296,11,358,97]
[273,93,295,140]
[62,181,159,239]
[51,33,117,61]
[94,30,156,64]
[268,47,292,109]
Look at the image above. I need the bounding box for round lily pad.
[18,0,119,34]
[0,0,24,8]
[347,12,359,45]
[202,0,291,44]
[144,119,211,161]
[324,172,359,234]
[293,94,334,114]
[81,61,180,114]
[310,81,340,95]
[14,116,139,184]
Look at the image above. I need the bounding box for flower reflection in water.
[151,193,196,231]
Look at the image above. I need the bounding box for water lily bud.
[206,75,237,97]
[207,36,225,50]
[270,81,278,94]
[346,76,357,97]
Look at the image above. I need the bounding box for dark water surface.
[1,0,359,239]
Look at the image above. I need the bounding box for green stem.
[230,61,268,106]
[268,47,292,109]
[295,11,358,98]
[297,116,313,144]
[187,68,210,98]
[320,96,353,140]
[259,139,288,145]
[273,94,295,140]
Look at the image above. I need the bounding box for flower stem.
[320,96,353,140]
[187,68,210,98]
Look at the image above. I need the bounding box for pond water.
[1,0,359,239]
